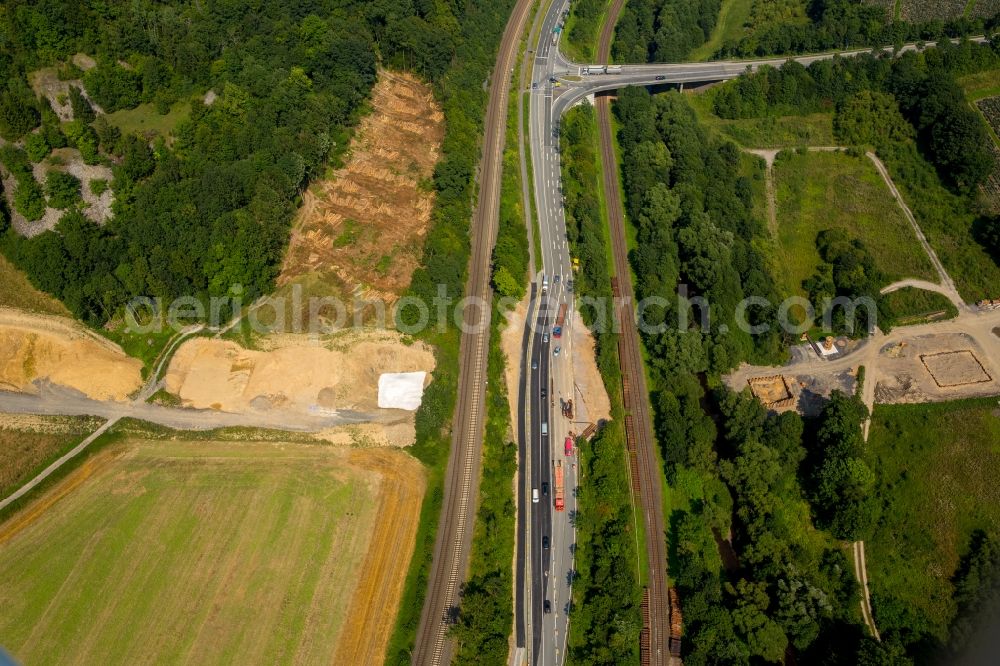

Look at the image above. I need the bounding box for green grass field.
[687,91,836,147]
[867,398,1000,641]
[0,439,380,665]
[689,0,754,61]
[772,150,936,298]
[957,67,1000,102]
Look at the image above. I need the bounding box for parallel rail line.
[412,0,537,662]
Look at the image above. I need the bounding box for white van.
[542,275,549,292]
[532,489,539,503]
[541,422,548,436]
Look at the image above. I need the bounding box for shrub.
[45,171,82,209]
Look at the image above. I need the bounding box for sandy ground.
[499,295,611,430]
[164,330,435,445]
[279,69,444,307]
[0,307,141,401]
[570,309,611,425]
[725,308,1000,414]
[500,296,530,428]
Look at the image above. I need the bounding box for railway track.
[411,0,536,663]
[594,2,675,664]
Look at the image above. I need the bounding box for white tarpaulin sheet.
[378,372,427,410]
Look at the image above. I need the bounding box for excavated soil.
[0,307,141,401]
[279,69,444,306]
[164,330,436,419]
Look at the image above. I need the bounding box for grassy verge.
[561,103,643,665]
[772,149,937,299]
[0,416,103,500]
[867,397,1000,643]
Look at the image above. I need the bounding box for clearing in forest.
[0,439,425,666]
[866,397,1000,642]
[771,150,936,299]
[279,69,444,310]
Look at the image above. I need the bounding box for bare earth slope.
[280,69,444,305]
[0,307,141,401]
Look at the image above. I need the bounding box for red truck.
[553,303,567,338]
[554,461,564,511]
[564,436,573,456]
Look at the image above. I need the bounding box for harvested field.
[0,414,102,499]
[279,69,443,310]
[0,439,425,666]
[165,330,435,433]
[0,307,142,401]
[920,350,992,387]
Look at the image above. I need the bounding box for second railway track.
[594,1,675,664]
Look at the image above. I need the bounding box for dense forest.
[612,0,1000,63]
[0,0,484,325]
[613,86,905,664]
[613,0,722,62]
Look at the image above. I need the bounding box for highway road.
[519,1,583,665]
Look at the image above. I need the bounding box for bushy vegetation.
[613,0,723,62]
[559,104,643,664]
[564,0,610,62]
[45,171,81,210]
[866,398,1000,660]
[0,0,492,325]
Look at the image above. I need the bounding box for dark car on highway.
[542,481,549,495]
[544,600,551,613]
[542,535,550,549]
